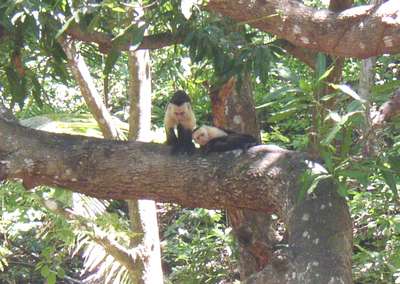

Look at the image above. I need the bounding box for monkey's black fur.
[164,91,196,155]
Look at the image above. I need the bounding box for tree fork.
[0,118,353,282]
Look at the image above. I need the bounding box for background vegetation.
[0,0,399,283]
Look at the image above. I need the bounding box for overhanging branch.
[206,0,400,58]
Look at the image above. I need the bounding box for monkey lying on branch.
[192,125,259,154]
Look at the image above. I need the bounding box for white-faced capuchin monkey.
[164,90,197,154]
[192,125,259,153]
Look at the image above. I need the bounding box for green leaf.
[40,265,50,278]
[87,14,101,31]
[371,80,400,97]
[267,108,300,123]
[307,174,332,195]
[57,267,65,278]
[48,272,57,284]
[381,169,399,200]
[337,182,348,197]
[330,84,366,103]
[299,79,312,93]
[315,52,327,80]
[130,25,146,49]
[338,170,369,186]
[321,111,362,145]
[103,48,121,76]
[298,170,331,202]
[320,148,334,172]
[29,73,43,107]
[388,156,400,173]
[318,65,334,82]
[112,23,146,50]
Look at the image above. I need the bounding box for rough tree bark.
[210,74,276,279]
[61,2,400,59]
[206,0,400,58]
[0,118,353,283]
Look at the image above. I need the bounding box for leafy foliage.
[0,0,399,283]
[162,208,238,283]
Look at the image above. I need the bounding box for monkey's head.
[192,126,210,146]
[168,103,192,123]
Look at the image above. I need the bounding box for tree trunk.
[210,74,277,279]
[58,36,123,140]
[0,117,353,283]
[127,49,163,284]
[61,36,162,282]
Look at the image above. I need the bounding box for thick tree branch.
[206,0,400,58]
[0,119,353,283]
[0,117,298,214]
[278,40,317,68]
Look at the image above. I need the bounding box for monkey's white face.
[171,104,189,123]
[192,128,209,146]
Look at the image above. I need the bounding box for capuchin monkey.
[164,90,196,154]
[192,125,259,153]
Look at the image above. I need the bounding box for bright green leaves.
[298,168,332,202]
[163,208,236,283]
[321,110,363,146]
[104,23,146,75]
[111,23,146,50]
[185,26,277,85]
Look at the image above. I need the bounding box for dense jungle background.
[0,0,399,283]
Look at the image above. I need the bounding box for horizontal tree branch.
[0,117,302,214]
[206,0,400,58]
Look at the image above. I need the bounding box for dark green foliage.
[0,0,399,283]
[184,23,279,85]
[162,208,238,284]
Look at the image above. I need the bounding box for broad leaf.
[330,84,366,103]
[381,168,399,201]
[104,48,121,76]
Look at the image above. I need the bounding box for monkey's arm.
[177,124,195,155]
[164,106,178,146]
[165,127,178,146]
